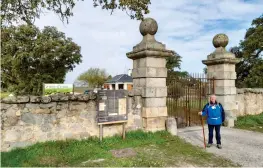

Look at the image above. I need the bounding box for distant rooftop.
[105,74,132,83]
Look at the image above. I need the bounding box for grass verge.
[1,130,238,167]
[235,113,263,133]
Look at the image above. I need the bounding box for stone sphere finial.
[139,18,158,36]
[212,33,229,48]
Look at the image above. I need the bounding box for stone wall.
[236,88,263,116]
[0,94,142,152]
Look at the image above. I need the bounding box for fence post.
[202,34,240,127]
[126,18,175,132]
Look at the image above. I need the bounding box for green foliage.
[1,25,82,95]
[77,68,109,88]
[107,75,112,80]
[203,67,207,74]
[1,0,151,25]
[235,113,263,133]
[0,92,10,98]
[166,52,182,71]
[166,52,185,79]
[166,52,189,98]
[167,71,189,79]
[1,130,238,167]
[242,60,263,87]
[231,15,263,88]
[166,52,191,99]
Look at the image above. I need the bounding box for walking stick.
[201,116,206,149]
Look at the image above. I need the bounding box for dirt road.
[178,126,263,167]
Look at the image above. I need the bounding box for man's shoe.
[217,144,222,149]
[207,143,212,148]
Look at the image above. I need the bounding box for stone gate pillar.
[126,18,174,132]
[202,34,240,127]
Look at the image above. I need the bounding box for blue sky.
[35,0,263,84]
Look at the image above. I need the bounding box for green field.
[235,113,263,133]
[1,131,238,167]
[73,87,90,94]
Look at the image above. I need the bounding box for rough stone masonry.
[236,88,263,116]
[0,93,142,152]
[126,18,175,131]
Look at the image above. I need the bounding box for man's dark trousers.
[208,124,221,144]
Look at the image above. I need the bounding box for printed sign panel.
[43,84,73,95]
[99,103,105,111]
[97,90,128,123]
[118,98,127,115]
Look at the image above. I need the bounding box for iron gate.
[167,73,215,128]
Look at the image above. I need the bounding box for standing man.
[198,95,225,149]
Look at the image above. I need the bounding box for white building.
[104,74,133,91]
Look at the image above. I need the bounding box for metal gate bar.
[167,73,215,128]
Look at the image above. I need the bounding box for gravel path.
[177,126,263,167]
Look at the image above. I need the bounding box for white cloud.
[34,0,263,83]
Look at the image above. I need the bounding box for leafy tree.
[1,25,82,95]
[1,0,151,25]
[107,75,112,80]
[77,68,109,88]
[166,52,189,97]
[203,67,207,74]
[166,53,190,78]
[166,53,182,71]
[231,15,263,88]
[242,60,263,87]
[167,71,189,79]
[166,52,185,78]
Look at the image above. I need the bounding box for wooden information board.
[97,90,128,141]
[97,90,128,123]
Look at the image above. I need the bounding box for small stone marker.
[110,148,137,158]
[166,117,177,136]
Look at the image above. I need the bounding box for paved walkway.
[177,126,263,167]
